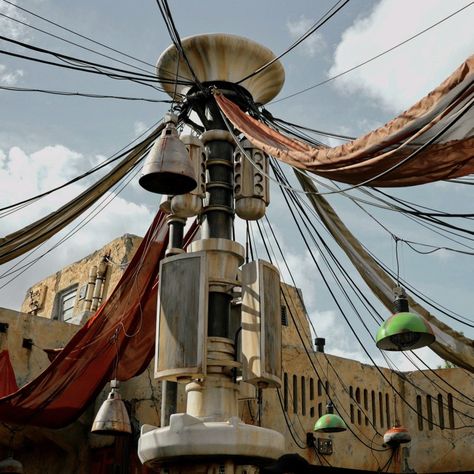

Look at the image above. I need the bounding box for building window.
[55,285,78,323]
[416,395,424,431]
[371,390,376,427]
[438,394,445,430]
[385,393,391,428]
[293,375,298,414]
[364,389,369,426]
[447,393,455,429]
[281,305,288,326]
[283,373,288,412]
[427,395,434,430]
[379,392,384,428]
[301,376,306,416]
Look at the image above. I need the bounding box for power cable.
[0,84,170,102]
[252,219,390,451]
[0,120,162,215]
[272,162,474,428]
[0,11,160,77]
[237,0,350,84]
[272,2,473,104]
[0,0,173,73]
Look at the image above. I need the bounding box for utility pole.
[138,33,286,474]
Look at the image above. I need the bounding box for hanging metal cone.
[139,116,197,195]
[0,456,23,474]
[376,311,435,351]
[314,402,347,433]
[91,380,132,436]
[376,288,435,351]
[383,425,411,446]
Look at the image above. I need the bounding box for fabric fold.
[215,55,474,187]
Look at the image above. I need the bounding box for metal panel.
[241,260,281,387]
[155,252,208,381]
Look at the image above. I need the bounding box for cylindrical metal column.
[161,215,186,427]
[201,130,235,339]
[201,131,235,240]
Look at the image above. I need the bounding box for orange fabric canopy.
[0,350,18,398]
[216,56,474,187]
[0,211,196,428]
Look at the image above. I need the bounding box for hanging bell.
[91,380,132,435]
[0,455,23,474]
[139,114,197,195]
[376,288,435,351]
[314,401,347,433]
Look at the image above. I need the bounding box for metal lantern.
[159,195,173,214]
[91,380,132,435]
[139,114,197,195]
[314,402,347,433]
[0,456,23,474]
[170,134,206,218]
[376,288,435,351]
[383,425,411,446]
[234,139,269,220]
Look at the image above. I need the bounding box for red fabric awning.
[0,210,197,428]
[216,55,474,187]
[0,350,18,397]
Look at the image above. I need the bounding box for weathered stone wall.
[20,234,142,324]
[1,244,473,473]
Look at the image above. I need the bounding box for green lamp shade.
[376,312,435,351]
[314,413,347,433]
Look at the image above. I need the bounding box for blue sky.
[0,0,473,370]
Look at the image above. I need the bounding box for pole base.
[138,414,285,468]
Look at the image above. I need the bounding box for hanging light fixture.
[0,455,23,474]
[139,113,197,195]
[313,401,347,433]
[376,288,435,351]
[383,424,411,446]
[91,380,132,435]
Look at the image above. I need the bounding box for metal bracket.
[317,438,333,455]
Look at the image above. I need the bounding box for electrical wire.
[252,219,390,451]
[237,0,350,84]
[0,120,163,216]
[267,160,474,428]
[1,0,159,70]
[0,84,171,102]
[272,2,474,104]
[155,0,204,91]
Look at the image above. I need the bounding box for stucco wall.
[1,244,473,473]
[20,234,141,323]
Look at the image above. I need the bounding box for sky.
[0,0,473,372]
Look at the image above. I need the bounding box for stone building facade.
[0,235,473,473]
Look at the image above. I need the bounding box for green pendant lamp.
[376,288,435,351]
[314,402,347,433]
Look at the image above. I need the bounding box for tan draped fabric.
[0,124,164,265]
[296,171,474,372]
[215,55,474,187]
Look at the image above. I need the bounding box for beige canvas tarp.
[0,124,164,265]
[216,55,474,187]
[296,171,474,372]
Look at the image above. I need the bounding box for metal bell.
[139,116,197,195]
[0,456,23,474]
[91,380,132,436]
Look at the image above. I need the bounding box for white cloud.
[0,144,153,309]
[0,0,30,40]
[329,0,474,112]
[0,64,23,85]
[134,121,148,137]
[287,15,326,58]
